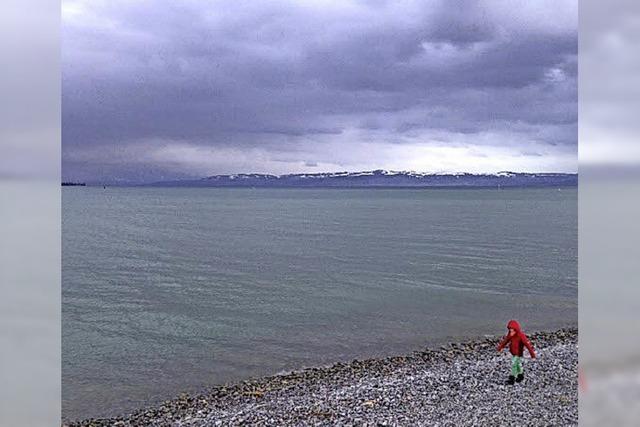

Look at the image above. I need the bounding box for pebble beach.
[65,328,577,426]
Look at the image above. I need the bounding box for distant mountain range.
[145,170,577,188]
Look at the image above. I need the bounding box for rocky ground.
[65,328,577,426]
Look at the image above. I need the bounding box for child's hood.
[507,319,522,333]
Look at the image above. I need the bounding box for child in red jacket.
[497,320,536,384]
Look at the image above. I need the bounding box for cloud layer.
[62,0,577,183]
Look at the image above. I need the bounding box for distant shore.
[64,328,577,426]
[62,170,578,188]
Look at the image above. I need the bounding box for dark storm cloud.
[62,0,577,182]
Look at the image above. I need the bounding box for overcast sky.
[62,0,577,183]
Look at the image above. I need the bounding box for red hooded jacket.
[497,320,536,358]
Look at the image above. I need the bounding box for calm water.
[62,187,577,419]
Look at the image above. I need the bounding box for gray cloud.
[62,0,577,182]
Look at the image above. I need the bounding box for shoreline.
[65,327,577,426]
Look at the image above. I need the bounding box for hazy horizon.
[64,169,578,186]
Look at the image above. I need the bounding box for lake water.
[62,187,577,420]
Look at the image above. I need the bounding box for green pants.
[511,355,523,376]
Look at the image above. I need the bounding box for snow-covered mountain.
[146,170,577,187]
